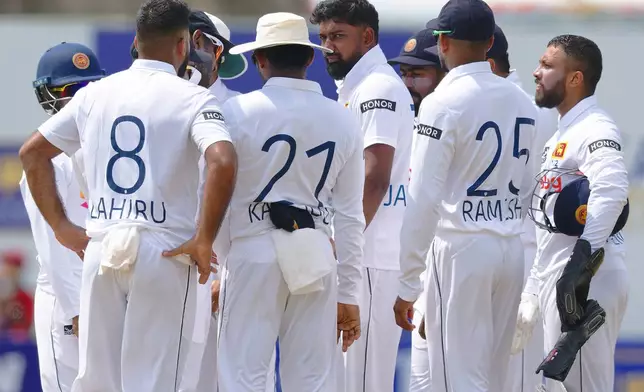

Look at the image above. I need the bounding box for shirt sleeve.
[357,80,406,149]
[19,162,82,320]
[332,119,366,306]
[398,97,456,302]
[38,87,86,156]
[191,94,232,154]
[577,120,629,252]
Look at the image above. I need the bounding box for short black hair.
[495,52,510,74]
[253,45,314,72]
[310,0,379,43]
[548,34,602,95]
[136,0,191,41]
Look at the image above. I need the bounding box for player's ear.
[253,50,267,69]
[192,30,203,49]
[437,34,449,54]
[362,26,375,48]
[569,70,584,89]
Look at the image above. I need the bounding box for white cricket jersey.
[336,45,415,271]
[38,60,231,245]
[398,61,539,302]
[507,71,559,247]
[19,153,87,320]
[524,96,628,295]
[222,77,365,305]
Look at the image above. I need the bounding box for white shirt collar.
[209,78,228,99]
[264,77,323,94]
[560,95,598,129]
[506,69,522,88]
[130,59,177,75]
[336,45,388,96]
[437,61,492,91]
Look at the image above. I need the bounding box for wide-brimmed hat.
[229,12,331,55]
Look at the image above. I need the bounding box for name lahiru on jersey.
[89,197,167,223]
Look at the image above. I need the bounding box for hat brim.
[47,74,105,88]
[229,40,332,55]
[388,55,439,67]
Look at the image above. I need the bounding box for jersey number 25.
[467,117,535,197]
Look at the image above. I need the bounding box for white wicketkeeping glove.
[510,292,539,355]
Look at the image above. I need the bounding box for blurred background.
[1,0,643,391]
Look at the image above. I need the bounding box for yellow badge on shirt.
[552,142,567,159]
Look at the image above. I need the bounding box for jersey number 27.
[255,134,335,207]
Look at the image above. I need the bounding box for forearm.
[21,154,69,231]
[362,178,388,228]
[197,142,237,243]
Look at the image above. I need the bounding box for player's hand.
[511,292,540,354]
[54,220,89,256]
[418,316,426,340]
[72,316,79,338]
[393,296,415,331]
[211,279,221,313]
[162,236,217,284]
[337,303,360,352]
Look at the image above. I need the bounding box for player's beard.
[535,76,566,109]
[324,52,362,80]
[408,89,421,116]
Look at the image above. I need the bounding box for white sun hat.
[229,12,332,55]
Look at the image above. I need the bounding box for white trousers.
[539,247,629,392]
[342,267,402,392]
[217,234,337,392]
[409,306,430,392]
[34,287,79,392]
[72,233,197,392]
[424,232,524,392]
[503,243,545,392]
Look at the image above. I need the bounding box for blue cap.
[553,176,629,237]
[33,42,105,88]
[388,27,439,67]
[487,24,509,60]
[433,0,495,42]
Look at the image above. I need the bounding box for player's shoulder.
[356,65,411,103]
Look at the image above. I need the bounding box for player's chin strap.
[536,239,606,381]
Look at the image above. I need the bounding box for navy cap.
[553,176,629,237]
[189,11,235,53]
[487,24,509,60]
[388,27,440,67]
[433,0,495,42]
[33,42,105,88]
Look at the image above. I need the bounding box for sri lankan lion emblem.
[72,53,90,70]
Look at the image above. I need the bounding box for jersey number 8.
[106,115,146,195]
[255,134,335,207]
[467,117,535,197]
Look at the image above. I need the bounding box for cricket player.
[311,1,415,390]
[20,42,104,392]
[483,25,559,392]
[18,0,237,391]
[387,23,445,392]
[515,34,629,392]
[393,0,540,390]
[216,12,364,392]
